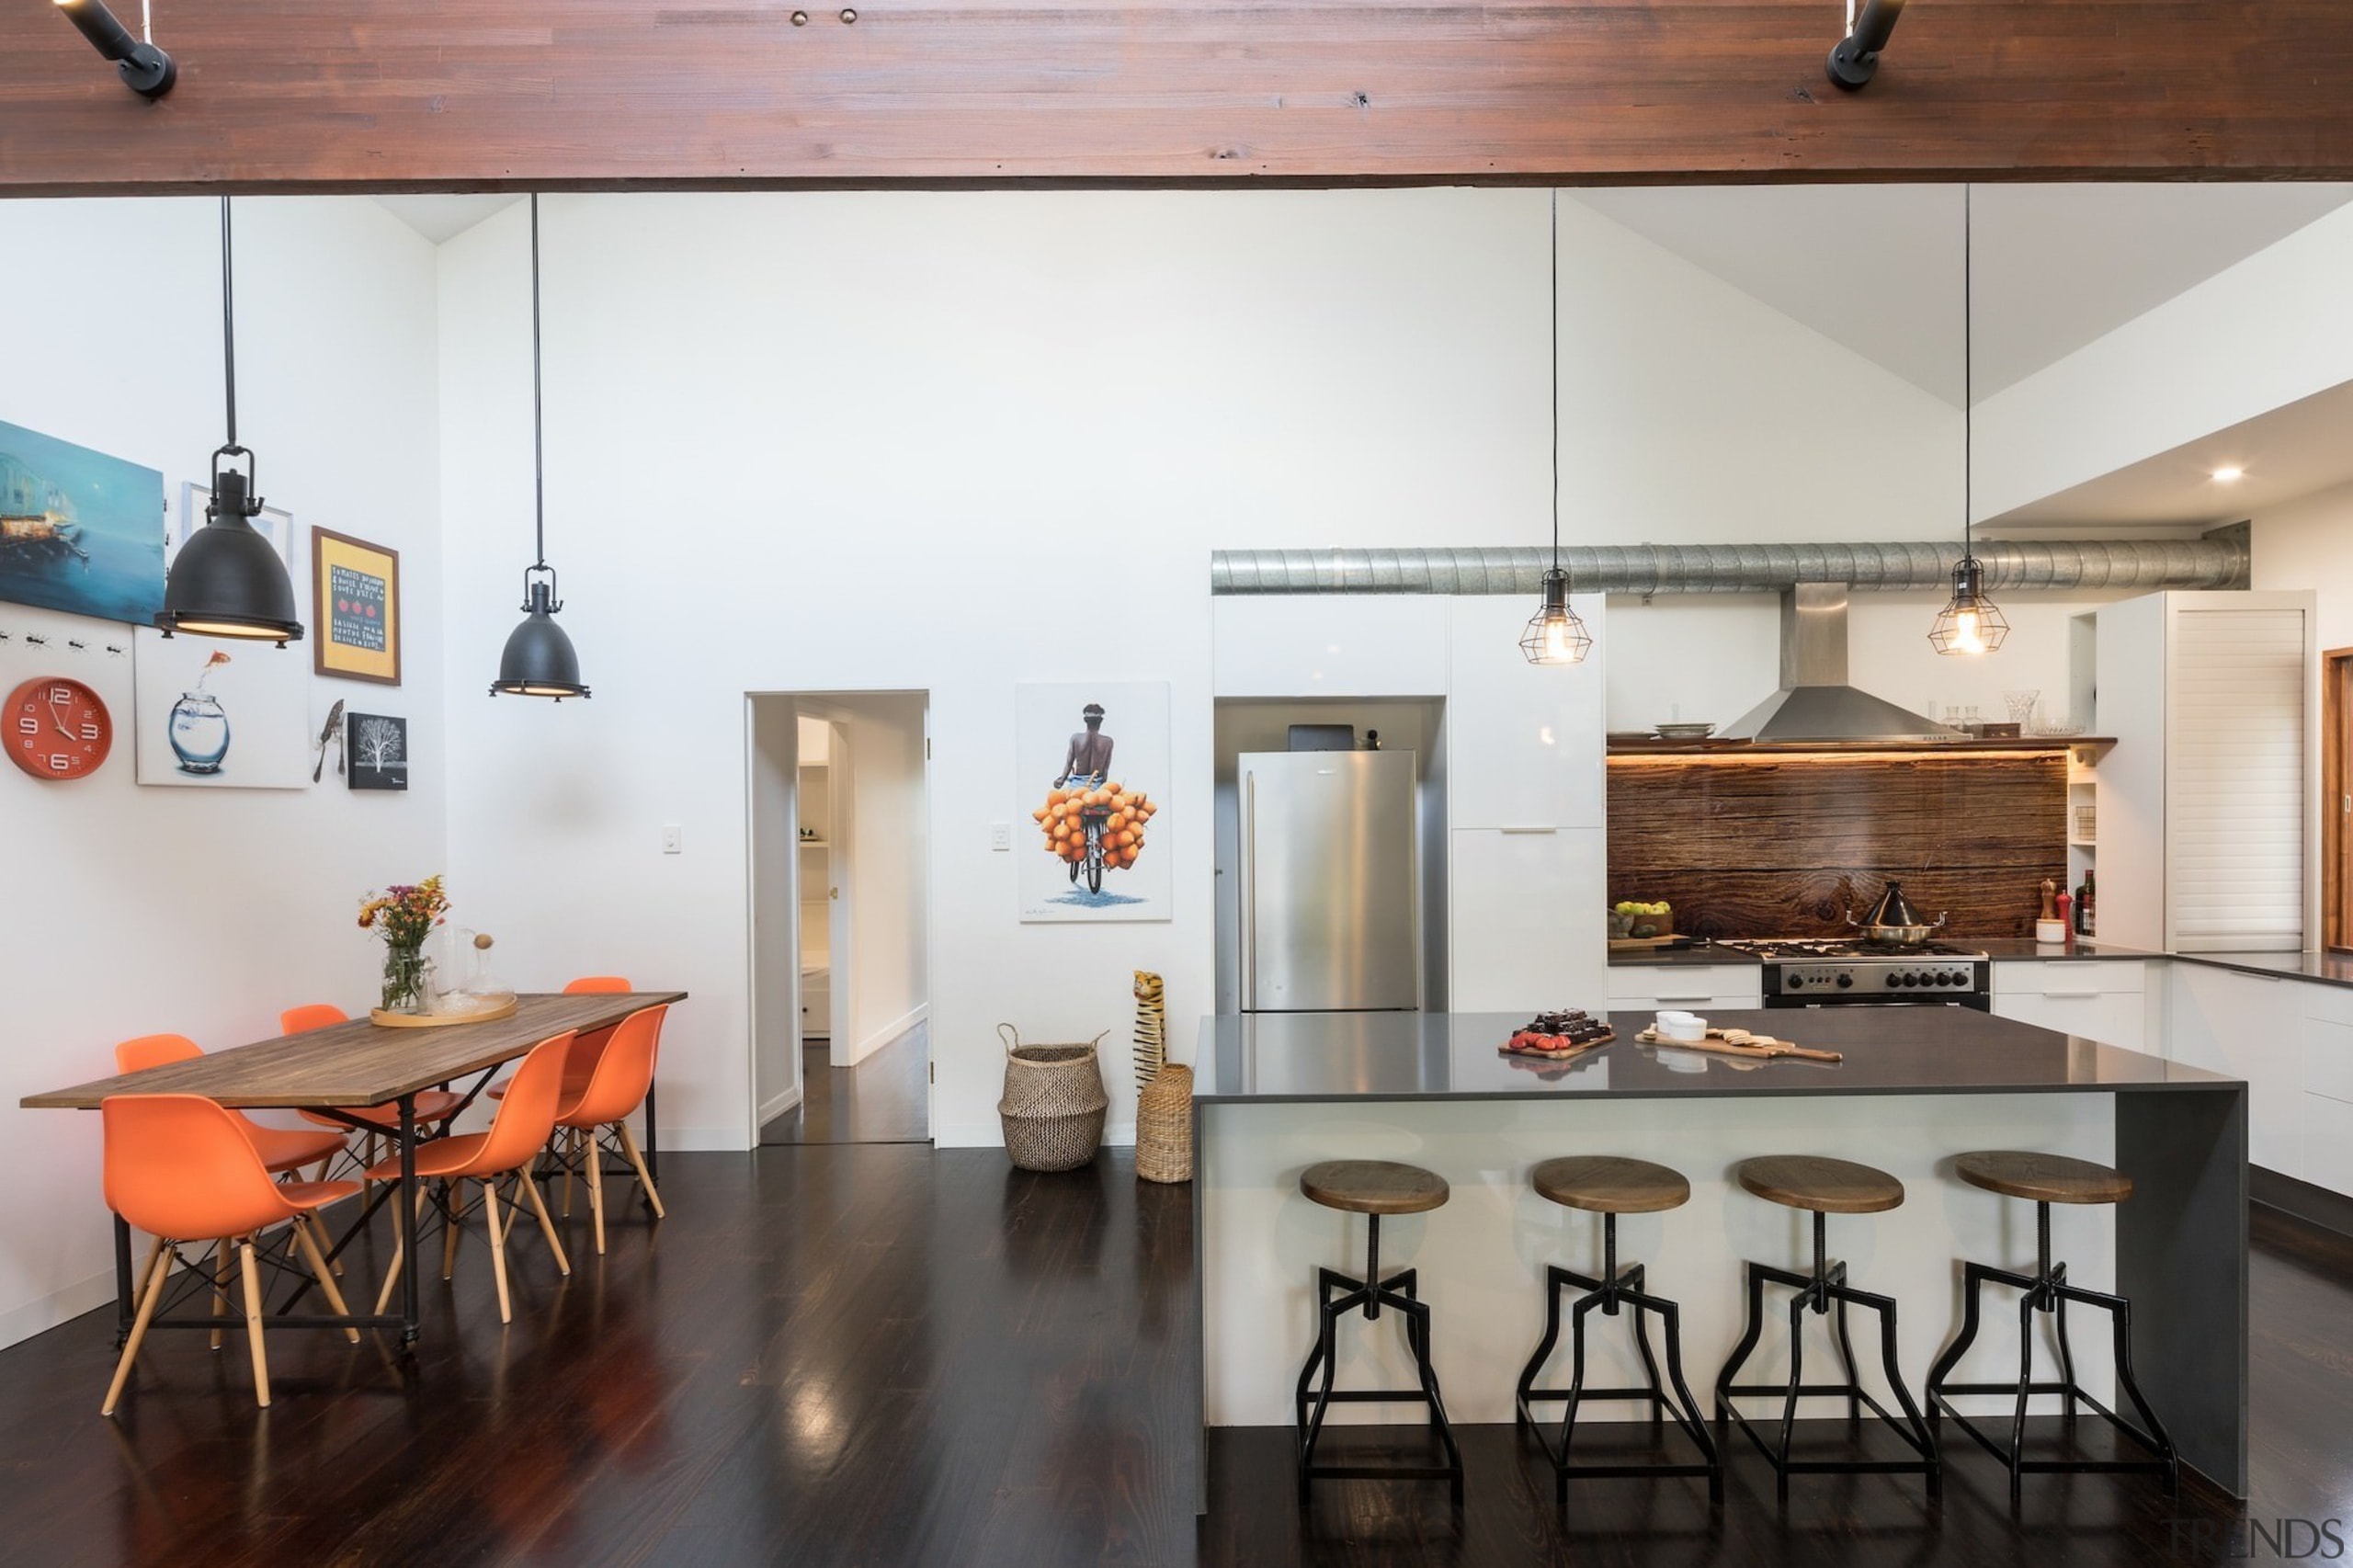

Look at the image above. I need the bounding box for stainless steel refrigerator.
[1237,749,1422,1012]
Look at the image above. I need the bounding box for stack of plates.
[1654,722,1714,740]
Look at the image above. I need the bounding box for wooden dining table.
[22,990,687,1347]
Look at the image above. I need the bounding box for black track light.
[1827,0,1906,89]
[53,0,176,98]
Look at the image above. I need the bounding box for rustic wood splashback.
[1606,751,2068,940]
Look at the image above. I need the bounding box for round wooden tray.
[369,997,519,1028]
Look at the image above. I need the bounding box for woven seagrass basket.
[997,1024,1109,1173]
[1134,1063,1193,1184]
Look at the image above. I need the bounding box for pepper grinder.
[2035,879,2068,945]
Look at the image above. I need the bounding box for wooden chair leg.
[103,1244,174,1416]
[210,1237,233,1351]
[375,1187,430,1315]
[303,1212,344,1277]
[483,1178,514,1324]
[585,1132,607,1256]
[440,1179,463,1281]
[617,1122,665,1220]
[519,1165,571,1277]
[237,1239,269,1409]
[291,1212,361,1345]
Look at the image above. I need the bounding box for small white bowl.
[1654,1012,1707,1043]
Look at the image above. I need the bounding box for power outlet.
[989,822,1011,852]
[661,824,683,855]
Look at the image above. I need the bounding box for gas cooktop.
[1714,937,1993,1008]
[1717,937,1992,961]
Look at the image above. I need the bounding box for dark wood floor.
[760,1024,931,1145]
[0,1151,2346,1568]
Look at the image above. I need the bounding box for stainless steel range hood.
[1717,585,1959,744]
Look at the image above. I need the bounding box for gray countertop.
[1603,937,2353,988]
[1192,1007,2237,1105]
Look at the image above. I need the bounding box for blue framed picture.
[0,419,165,626]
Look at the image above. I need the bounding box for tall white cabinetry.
[2093,591,2319,953]
[1446,595,1608,1013]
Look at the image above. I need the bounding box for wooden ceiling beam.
[3,1,2349,193]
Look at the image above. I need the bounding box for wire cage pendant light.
[490,194,591,700]
[154,198,304,647]
[1929,185,2009,658]
[1523,189,1592,666]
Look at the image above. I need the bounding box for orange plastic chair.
[281,1005,464,1133]
[100,1095,362,1415]
[488,976,635,1105]
[369,1030,576,1323]
[115,1034,353,1272]
[553,1005,669,1255]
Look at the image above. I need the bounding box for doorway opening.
[2326,649,2352,953]
[748,691,932,1143]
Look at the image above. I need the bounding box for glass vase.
[381,941,431,1015]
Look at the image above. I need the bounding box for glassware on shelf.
[2004,690,2040,730]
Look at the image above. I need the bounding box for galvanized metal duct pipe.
[1209,536,2249,596]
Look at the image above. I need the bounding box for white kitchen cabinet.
[1445,595,1607,831]
[2165,962,2302,1178]
[1605,963,1766,1013]
[2296,987,2353,1198]
[2095,591,2318,952]
[1990,960,2149,1051]
[1450,827,1607,1013]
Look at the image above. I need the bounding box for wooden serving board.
[1634,1027,1842,1064]
[1499,1028,1616,1062]
[369,997,520,1028]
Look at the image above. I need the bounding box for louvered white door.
[2167,603,2311,950]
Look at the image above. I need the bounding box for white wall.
[0,198,443,1346]
[426,187,2026,1153]
[2253,478,2353,652]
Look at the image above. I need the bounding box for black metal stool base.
[1714,1212,1940,1500]
[1926,1200,2179,1502]
[1514,1212,1722,1506]
[1294,1212,1464,1506]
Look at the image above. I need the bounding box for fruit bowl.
[1611,900,1674,940]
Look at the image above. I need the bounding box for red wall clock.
[6,676,114,781]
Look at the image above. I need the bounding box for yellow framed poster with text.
[311,527,401,686]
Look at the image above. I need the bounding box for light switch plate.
[662,824,683,855]
[989,822,1011,851]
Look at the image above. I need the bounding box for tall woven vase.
[1131,971,1191,1183]
[997,1024,1108,1173]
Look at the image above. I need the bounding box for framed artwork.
[0,418,165,626]
[347,711,408,791]
[132,627,309,789]
[310,527,401,686]
[175,483,295,574]
[1017,681,1171,923]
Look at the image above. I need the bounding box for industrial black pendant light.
[1522,189,1592,666]
[155,199,304,647]
[1929,185,2008,657]
[490,195,591,700]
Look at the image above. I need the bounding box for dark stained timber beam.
[3,1,2351,193]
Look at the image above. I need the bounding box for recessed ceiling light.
[2211,466,2245,483]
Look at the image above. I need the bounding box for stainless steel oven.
[1716,938,1993,1013]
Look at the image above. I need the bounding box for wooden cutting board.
[1634,1027,1842,1064]
[1499,1028,1617,1062]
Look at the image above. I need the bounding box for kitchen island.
[1188,1006,2246,1507]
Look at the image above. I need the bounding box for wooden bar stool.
[1714,1155,1940,1499]
[1515,1156,1721,1505]
[1292,1160,1463,1505]
[1925,1151,2178,1500]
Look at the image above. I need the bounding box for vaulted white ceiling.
[1572,183,2353,407]
[374,194,522,245]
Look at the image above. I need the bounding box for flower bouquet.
[359,876,450,1014]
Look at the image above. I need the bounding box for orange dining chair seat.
[278,1006,465,1132]
[368,1030,577,1324]
[486,977,633,1102]
[551,1004,669,1256]
[114,1035,349,1175]
[100,1095,363,1415]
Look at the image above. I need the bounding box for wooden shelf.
[1608,737,2116,758]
